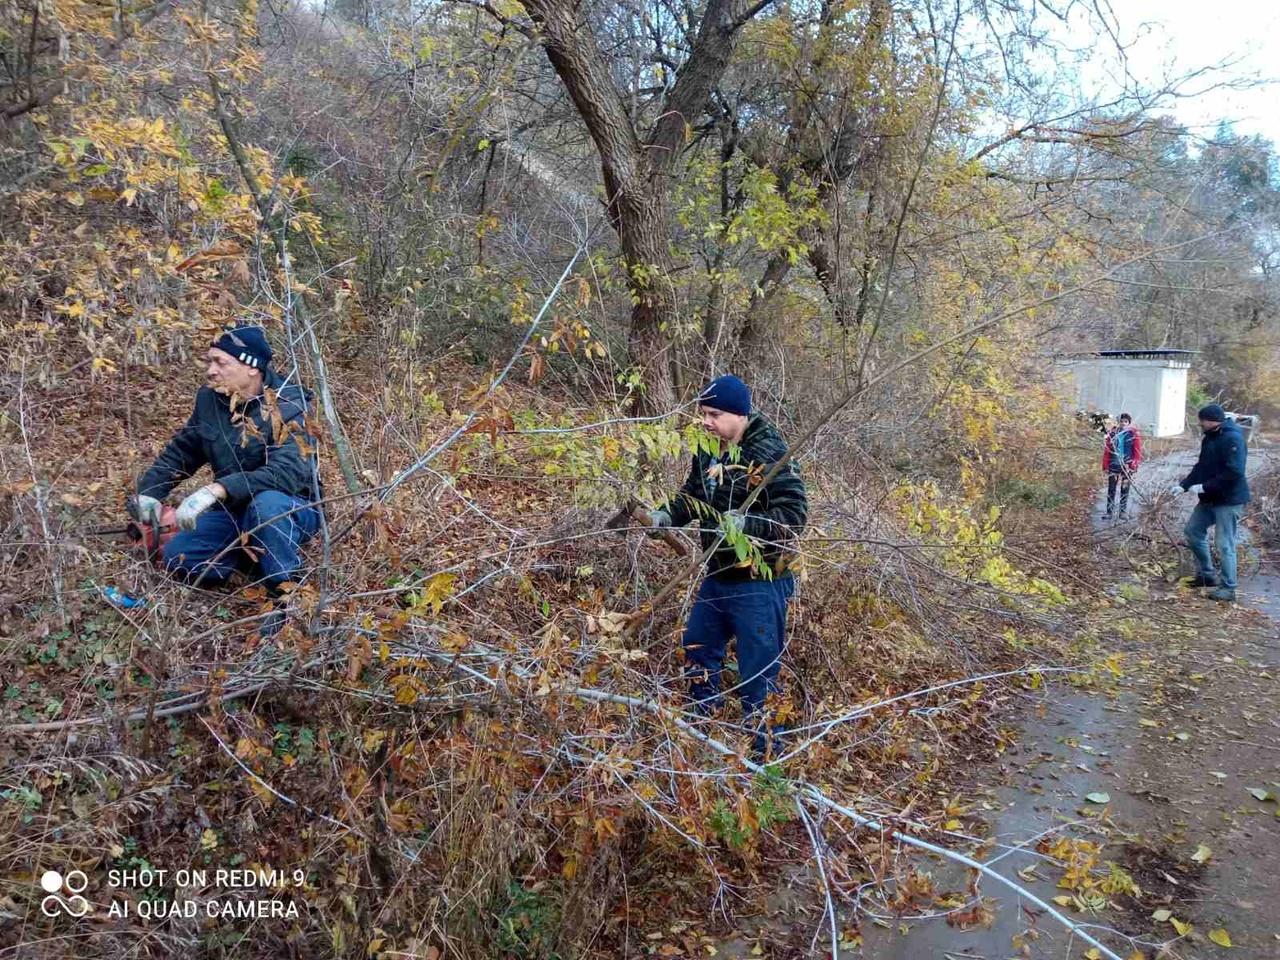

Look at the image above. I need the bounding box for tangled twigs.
[795,798,839,959]
[329,213,603,545]
[199,716,377,846]
[401,623,1129,959]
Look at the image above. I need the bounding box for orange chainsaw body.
[128,505,180,566]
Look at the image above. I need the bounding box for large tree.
[468,0,783,413]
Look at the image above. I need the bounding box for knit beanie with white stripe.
[212,325,273,371]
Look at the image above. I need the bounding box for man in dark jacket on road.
[131,326,321,632]
[1169,404,1249,602]
[649,375,808,757]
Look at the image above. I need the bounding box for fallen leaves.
[1085,791,1111,804]
[1190,843,1213,864]
[1208,927,1233,947]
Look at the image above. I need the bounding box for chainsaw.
[88,497,180,567]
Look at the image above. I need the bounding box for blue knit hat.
[698,375,751,416]
[213,325,272,371]
[1198,403,1226,423]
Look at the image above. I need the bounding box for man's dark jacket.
[1181,419,1250,506]
[137,369,319,507]
[665,413,808,580]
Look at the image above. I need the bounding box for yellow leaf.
[200,828,218,850]
[392,677,418,705]
[1084,949,1101,960]
[1208,928,1232,947]
[65,191,84,207]
[1170,917,1192,937]
[943,819,962,830]
[121,187,138,206]
[440,632,469,652]
[1127,951,1147,960]
[1053,895,1073,907]
[417,572,456,615]
[1191,843,1212,864]
[249,777,275,805]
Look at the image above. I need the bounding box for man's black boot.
[1187,574,1218,588]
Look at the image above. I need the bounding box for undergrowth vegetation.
[3,0,1278,956]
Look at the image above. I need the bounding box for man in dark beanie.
[131,325,321,635]
[649,374,808,758]
[1169,403,1250,601]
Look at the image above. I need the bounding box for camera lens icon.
[39,869,91,918]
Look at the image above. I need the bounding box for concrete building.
[1057,349,1193,438]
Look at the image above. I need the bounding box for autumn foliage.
[2,0,1278,957]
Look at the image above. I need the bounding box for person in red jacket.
[1102,413,1143,519]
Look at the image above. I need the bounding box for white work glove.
[1186,483,1204,495]
[646,508,672,538]
[131,494,164,525]
[1168,483,1185,497]
[176,485,222,531]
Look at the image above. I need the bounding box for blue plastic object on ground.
[100,586,146,609]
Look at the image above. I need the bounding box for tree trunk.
[519,0,769,413]
[736,254,793,360]
[613,179,677,415]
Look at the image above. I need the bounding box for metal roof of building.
[1096,349,1196,358]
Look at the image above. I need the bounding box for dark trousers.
[1106,471,1130,514]
[682,574,795,752]
[163,490,320,590]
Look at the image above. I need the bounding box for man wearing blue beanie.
[131,325,322,636]
[1168,403,1250,602]
[649,374,808,759]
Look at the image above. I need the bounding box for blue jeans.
[1183,503,1243,589]
[164,490,320,590]
[683,575,795,737]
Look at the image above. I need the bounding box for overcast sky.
[1086,0,1280,146]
